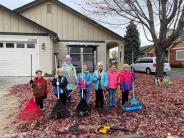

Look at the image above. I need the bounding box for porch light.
[42,43,46,50]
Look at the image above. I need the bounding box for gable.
[171,41,184,49]
[0,4,57,37]
[16,0,123,41]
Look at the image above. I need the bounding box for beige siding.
[172,42,184,49]
[19,0,120,41]
[0,7,46,33]
[38,36,53,74]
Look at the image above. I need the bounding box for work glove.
[80,80,86,88]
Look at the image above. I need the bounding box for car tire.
[146,68,151,75]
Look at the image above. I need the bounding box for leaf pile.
[9,74,184,138]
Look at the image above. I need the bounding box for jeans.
[80,89,89,103]
[108,89,116,107]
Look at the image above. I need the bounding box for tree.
[81,0,184,78]
[124,21,141,64]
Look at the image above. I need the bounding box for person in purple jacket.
[77,64,92,103]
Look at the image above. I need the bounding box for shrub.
[170,60,183,68]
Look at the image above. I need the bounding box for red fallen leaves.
[9,74,184,138]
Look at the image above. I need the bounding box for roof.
[0,4,57,38]
[14,0,124,41]
[140,45,153,52]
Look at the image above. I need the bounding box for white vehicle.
[131,57,171,74]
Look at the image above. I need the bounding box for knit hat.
[97,62,103,66]
[65,55,72,61]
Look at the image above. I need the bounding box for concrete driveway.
[167,71,184,80]
[0,77,29,137]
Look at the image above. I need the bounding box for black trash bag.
[51,100,70,119]
[76,98,90,117]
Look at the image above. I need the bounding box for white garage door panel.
[0,45,38,76]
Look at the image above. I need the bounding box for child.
[61,55,77,104]
[119,64,135,106]
[77,64,92,103]
[92,62,108,112]
[30,70,48,110]
[107,64,119,108]
[52,68,68,105]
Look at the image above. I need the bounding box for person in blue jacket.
[77,64,92,103]
[92,62,108,112]
[52,68,68,105]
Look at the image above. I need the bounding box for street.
[167,71,184,80]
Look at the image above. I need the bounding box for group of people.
[30,55,135,112]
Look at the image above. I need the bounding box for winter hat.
[65,55,72,61]
[97,62,103,66]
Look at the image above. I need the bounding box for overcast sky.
[0,0,152,46]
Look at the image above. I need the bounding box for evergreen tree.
[124,21,141,65]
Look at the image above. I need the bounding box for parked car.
[131,57,171,74]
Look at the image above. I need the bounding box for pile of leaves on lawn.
[9,74,184,138]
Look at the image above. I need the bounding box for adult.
[61,55,77,104]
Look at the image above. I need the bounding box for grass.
[171,67,184,72]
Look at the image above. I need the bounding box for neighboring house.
[0,0,124,76]
[168,30,184,63]
[139,45,155,57]
[168,42,184,62]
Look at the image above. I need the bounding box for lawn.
[171,68,184,72]
[8,73,184,138]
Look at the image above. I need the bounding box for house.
[0,0,124,76]
[168,42,184,62]
[139,45,155,57]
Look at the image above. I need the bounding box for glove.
[30,80,33,84]
[80,80,86,88]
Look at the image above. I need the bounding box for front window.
[176,50,184,60]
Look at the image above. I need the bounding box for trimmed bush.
[170,60,183,68]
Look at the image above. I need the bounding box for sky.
[0,0,153,47]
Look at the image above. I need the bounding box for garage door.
[0,42,38,76]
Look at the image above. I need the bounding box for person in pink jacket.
[119,64,135,106]
[107,64,119,107]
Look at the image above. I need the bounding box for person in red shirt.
[30,70,48,110]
